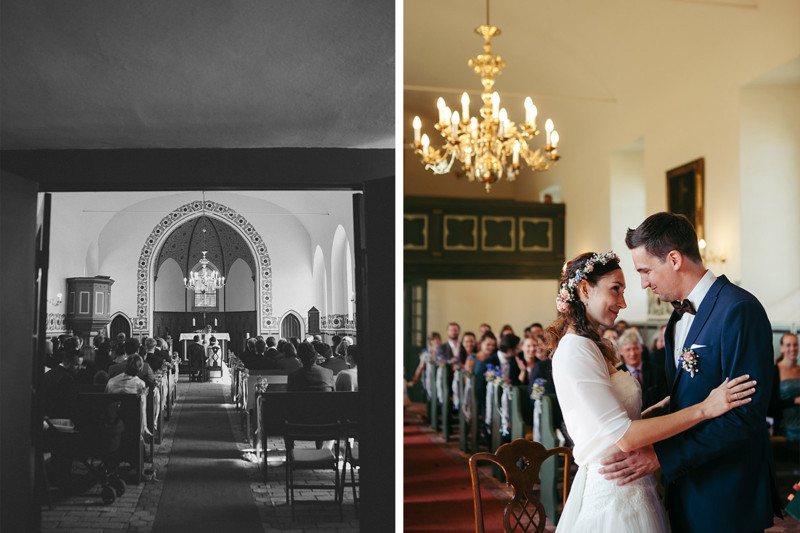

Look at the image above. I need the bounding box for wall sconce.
[48,293,63,306]
[698,239,727,265]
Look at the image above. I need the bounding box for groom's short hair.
[625,212,702,264]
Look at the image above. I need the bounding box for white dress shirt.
[673,269,716,367]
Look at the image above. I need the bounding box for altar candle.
[214,318,218,326]
[192,318,196,327]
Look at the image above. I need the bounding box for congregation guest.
[526,322,545,339]
[460,331,477,367]
[648,324,668,369]
[287,342,334,391]
[241,337,258,367]
[331,334,342,355]
[602,327,619,345]
[44,339,58,369]
[335,345,359,391]
[500,324,515,337]
[516,336,538,385]
[265,336,279,359]
[497,333,522,385]
[277,341,302,371]
[775,333,800,440]
[320,341,348,374]
[109,338,155,387]
[248,339,278,370]
[93,334,113,372]
[479,323,492,338]
[106,355,151,438]
[43,350,82,419]
[74,345,99,385]
[437,322,461,365]
[529,336,555,394]
[407,332,441,387]
[617,328,668,411]
[143,337,166,372]
[613,319,628,334]
[112,333,126,358]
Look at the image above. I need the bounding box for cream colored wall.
[426,279,559,337]
[740,81,800,326]
[406,6,800,325]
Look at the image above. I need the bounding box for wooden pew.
[510,384,533,442]
[538,394,565,525]
[257,391,359,482]
[241,369,291,446]
[75,391,145,484]
[437,363,455,442]
[426,361,438,431]
[458,369,479,454]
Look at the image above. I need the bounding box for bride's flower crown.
[556,251,620,313]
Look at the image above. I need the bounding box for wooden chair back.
[469,438,572,533]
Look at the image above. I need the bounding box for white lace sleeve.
[552,334,632,465]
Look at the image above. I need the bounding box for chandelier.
[412,2,561,192]
[184,250,225,293]
[184,193,225,293]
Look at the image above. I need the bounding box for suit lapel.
[681,275,728,351]
[664,311,679,388]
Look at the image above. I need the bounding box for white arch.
[330,225,349,316]
[312,245,328,316]
[134,201,275,336]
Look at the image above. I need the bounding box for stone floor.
[41,378,359,532]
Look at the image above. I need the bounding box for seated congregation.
[41,331,360,522]
[405,320,799,531]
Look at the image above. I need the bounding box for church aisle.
[149,379,262,532]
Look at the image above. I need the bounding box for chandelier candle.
[412,5,561,192]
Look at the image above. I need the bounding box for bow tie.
[672,299,696,317]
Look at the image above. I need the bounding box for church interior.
[0,1,393,531]
[403,0,799,531]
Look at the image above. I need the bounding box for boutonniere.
[679,348,699,378]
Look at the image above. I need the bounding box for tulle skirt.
[556,462,668,533]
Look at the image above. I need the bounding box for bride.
[549,252,755,532]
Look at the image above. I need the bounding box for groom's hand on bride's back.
[599,445,660,486]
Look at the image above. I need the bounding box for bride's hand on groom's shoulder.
[701,374,757,420]
[599,446,660,485]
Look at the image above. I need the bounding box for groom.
[599,212,781,533]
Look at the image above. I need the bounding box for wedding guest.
[287,342,334,391]
[105,355,151,437]
[618,328,668,411]
[407,332,441,387]
[776,333,800,440]
[460,331,477,367]
[516,336,538,385]
[335,345,359,391]
[320,341,348,374]
[437,322,461,365]
[277,342,302,371]
[43,350,82,419]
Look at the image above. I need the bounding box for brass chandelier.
[184,193,226,293]
[412,2,561,192]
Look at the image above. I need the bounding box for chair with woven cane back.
[469,438,572,532]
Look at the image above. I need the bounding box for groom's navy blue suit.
[654,275,782,533]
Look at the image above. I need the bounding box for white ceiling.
[0,0,395,150]
[404,0,800,135]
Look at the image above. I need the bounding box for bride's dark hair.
[545,252,621,364]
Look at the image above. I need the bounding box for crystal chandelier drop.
[184,250,225,293]
[412,2,561,192]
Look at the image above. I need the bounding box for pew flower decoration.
[255,376,269,393]
[485,364,511,388]
[530,378,547,401]
[678,348,699,378]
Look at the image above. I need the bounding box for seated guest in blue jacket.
[287,342,334,391]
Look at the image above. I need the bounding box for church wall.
[740,81,800,326]
[426,279,559,338]
[46,190,355,335]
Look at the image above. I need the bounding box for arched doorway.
[109,313,132,340]
[280,313,302,340]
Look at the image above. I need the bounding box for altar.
[179,332,230,366]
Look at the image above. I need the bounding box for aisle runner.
[403,425,507,532]
[151,381,262,532]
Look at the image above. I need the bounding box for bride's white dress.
[552,334,668,533]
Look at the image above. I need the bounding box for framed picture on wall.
[666,158,705,239]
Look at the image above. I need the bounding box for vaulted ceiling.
[0,0,394,150]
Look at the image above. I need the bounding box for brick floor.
[41,377,359,532]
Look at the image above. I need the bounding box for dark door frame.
[0,147,395,531]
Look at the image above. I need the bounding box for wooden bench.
[241,369,291,446]
[257,391,359,481]
[458,369,479,454]
[75,391,145,484]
